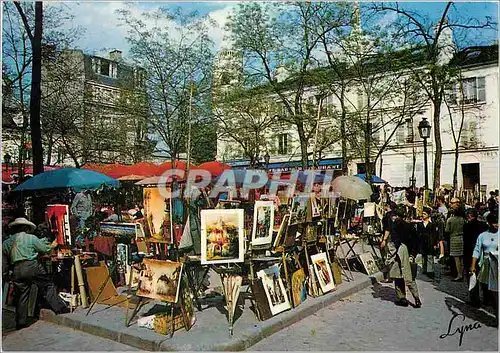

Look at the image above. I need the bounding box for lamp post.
[4,153,12,171]
[418,117,431,190]
[264,152,270,171]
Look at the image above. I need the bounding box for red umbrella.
[2,164,61,183]
[126,162,161,177]
[193,161,232,177]
[157,160,194,174]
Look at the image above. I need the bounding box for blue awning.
[354,173,386,183]
[228,158,342,171]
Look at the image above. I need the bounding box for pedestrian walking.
[463,208,488,282]
[380,201,396,283]
[470,212,499,325]
[416,207,444,279]
[381,206,422,308]
[2,218,69,330]
[445,198,466,281]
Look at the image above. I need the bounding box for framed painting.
[46,204,71,245]
[359,252,379,276]
[143,187,171,242]
[305,224,317,243]
[289,196,309,225]
[310,253,335,294]
[310,194,321,218]
[291,268,307,307]
[201,209,245,265]
[136,259,183,303]
[256,264,291,316]
[252,201,275,246]
[273,214,289,248]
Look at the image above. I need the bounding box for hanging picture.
[310,253,335,294]
[363,202,376,218]
[291,268,307,307]
[143,187,171,242]
[251,201,275,246]
[289,196,309,225]
[46,204,71,245]
[273,214,289,248]
[200,209,245,265]
[256,264,291,316]
[136,259,183,303]
[359,252,379,276]
[100,222,137,237]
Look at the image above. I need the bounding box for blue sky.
[61,1,498,57]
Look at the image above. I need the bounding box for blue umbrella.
[354,173,386,184]
[13,168,119,192]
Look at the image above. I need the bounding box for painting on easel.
[136,259,183,303]
[251,201,274,246]
[143,187,171,242]
[310,253,335,294]
[289,196,309,225]
[200,209,245,265]
[257,264,291,316]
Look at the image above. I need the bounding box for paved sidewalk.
[39,271,381,351]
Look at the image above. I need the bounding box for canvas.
[143,187,171,242]
[256,264,291,316]
[359,252,379,276]
[305,224,317,243]
[273,214,289,248]
[200,209,245,265]
[46,204,71,245]
[136,259,183,303]
[289,196,309,225]
[310,253,335,293]
[101,222,136,237]
[251,201,275,246]
[179,275,196,331]
[291,268,306,307]
[310,194,321,218]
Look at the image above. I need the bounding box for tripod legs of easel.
[337,241,354,281]
[86,264,117,316]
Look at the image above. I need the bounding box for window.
[395,124,405,144]
[462,77,485,104]
[323,95,334,115]
[278,134,288,155]
[100,60,110,76]
[461,120,478,148]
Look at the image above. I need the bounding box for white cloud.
[205,4,236,50]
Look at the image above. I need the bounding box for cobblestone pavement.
[248,271,498,351]
[2,320,139,351]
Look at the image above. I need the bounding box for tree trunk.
[45,136,53,165]
[432,101,442,193]
[453,143,459,190]
[340,109,347,175]
[297,123,308,169]
[365,121,372,187]
[30,1,44,176]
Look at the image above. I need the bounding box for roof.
[449,45,498,67]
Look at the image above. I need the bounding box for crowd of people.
[380,189,499,325]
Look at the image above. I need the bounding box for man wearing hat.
[2,217,66,330]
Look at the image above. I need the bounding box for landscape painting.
[257,264,291,316]
[289,196,309,225]
[143,187,171,242]
[310,253,335,294]
[201,209,245,264]
[251,201,275,246]
[136,259,183,303]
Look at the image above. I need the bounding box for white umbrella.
[332,176,373,201]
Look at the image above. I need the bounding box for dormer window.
[92,57,117,78]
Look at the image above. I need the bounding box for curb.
[41,272,383,351]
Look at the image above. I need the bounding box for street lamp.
[264,152,270,171]
[418,117,431,190]
[4,153,12,171]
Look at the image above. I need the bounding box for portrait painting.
[310,253,335,293]
[289,196,309,225]
[143,187,171,242]
[359,252,379,276]
[201,209,245,264]
[257,264,291,316]
[136,259,183,303]
[252,201,275,246]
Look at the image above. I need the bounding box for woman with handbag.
[470,212,499,325]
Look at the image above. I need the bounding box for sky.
[59,1,498,58]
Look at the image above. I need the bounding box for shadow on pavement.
[444,297,497,327]
[370,282,395,303]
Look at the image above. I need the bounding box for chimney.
[109,49,122,62]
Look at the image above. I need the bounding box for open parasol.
[332,175,373,201]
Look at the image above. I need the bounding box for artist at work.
[2,217,69,330]
[381,206,422,308]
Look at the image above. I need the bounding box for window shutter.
[477,77,486,102]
